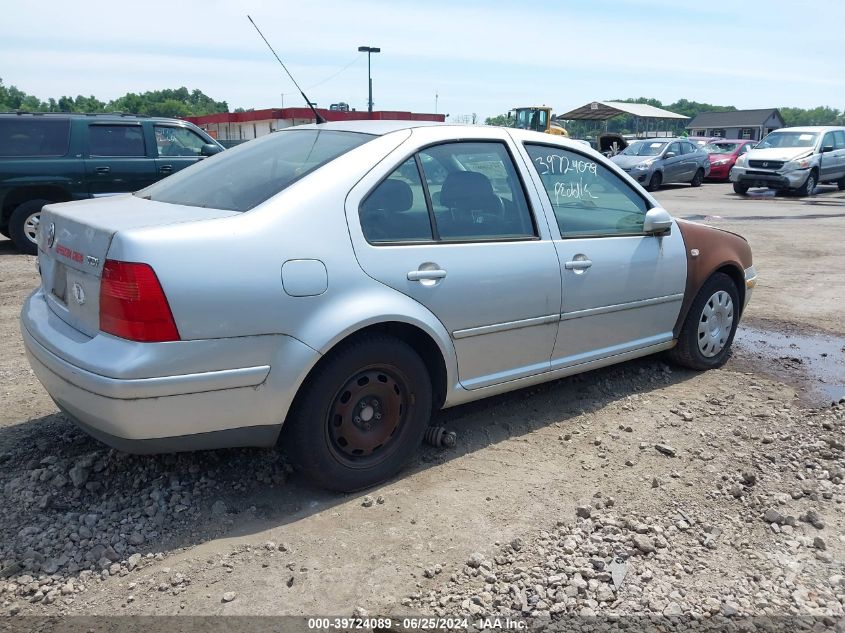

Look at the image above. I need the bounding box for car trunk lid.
[38,195,238,338]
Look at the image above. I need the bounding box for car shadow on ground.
[0,237,24,256]
[0,353,703,578]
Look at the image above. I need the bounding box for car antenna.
[247,15,326,124]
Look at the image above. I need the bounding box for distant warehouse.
[185,107,445,145]
[686,108,785,141]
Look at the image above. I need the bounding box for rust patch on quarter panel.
[674,219,753,337]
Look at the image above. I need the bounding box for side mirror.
[664,151,677,159]
[822,145,835,153]
[201,143,222,157]
[643,207,673,235]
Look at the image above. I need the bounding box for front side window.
[822,132,836,150]
[360,158,433,243]
[154,125,208,157]
[667,142,681,156]
[137,129,373,212]
[89,125,146,157]
[419,142,536,240]
[0,118,70,157]
[525,144,648,238]
[834,131,845,149]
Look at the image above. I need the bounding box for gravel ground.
[0,183,843,628]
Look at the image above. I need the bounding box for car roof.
[773,126,844,133]
[0,112,193,124]
[292,120,445,135]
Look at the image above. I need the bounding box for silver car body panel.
[730,126,845,189]
[22,122,706,450]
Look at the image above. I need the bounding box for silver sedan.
[21,121,755,491]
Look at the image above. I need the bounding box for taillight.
[99,260,180,342]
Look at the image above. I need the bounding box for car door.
[84,123,157,195]
[661,142,684,183]
[521,142,687,368]
[823,130,845,181]
[819,131,840,182]
[679,141,699,180]
[347,135,562,390]
[153,124,211,180]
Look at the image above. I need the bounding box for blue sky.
[1,0,842,120]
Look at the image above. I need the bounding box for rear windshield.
[0,118,71,157]
[136,129,374,212]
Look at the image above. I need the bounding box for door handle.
[95,166,110,174]
[407,269,447,281]
[159,165,173,173]
[564,259,593,270]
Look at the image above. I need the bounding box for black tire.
[732,182,749,195]
[646,172,662,192]
[690,168,704,187]
[669,272,740,371]
[9,199,52,255]
[284,334,433,492]
[795,170,817,197]
[0,225,9,239]
[837,174,845,191]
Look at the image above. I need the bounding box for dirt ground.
[0,182,843,626]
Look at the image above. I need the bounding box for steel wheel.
[284,334,433,492]
[697,290,734,357]
[326,365,408,466]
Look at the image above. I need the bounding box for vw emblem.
[46,222,56,248]
[72,282,86,306]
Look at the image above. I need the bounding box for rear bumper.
[707,163,731,180]
[21,289,320,452]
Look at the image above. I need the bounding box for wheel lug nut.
[375,413,382,420]
[353,416,361,423]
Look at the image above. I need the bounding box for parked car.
[0,112,223,254]
[610,138,711,191]
[21,122,755,491]
[703,139,756,181]
[730,126,845,196]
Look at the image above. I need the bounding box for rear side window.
[834,131,845,149]
[419,142,536,240]
[137,129,374,212]
[360,158,433,243]
[0,118,70,157]
[89,125,146,157]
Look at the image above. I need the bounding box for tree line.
[484,98,845,135]
[0,79,228,118]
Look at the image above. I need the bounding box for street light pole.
[358,45,381,115]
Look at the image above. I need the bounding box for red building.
[185,107,445,143]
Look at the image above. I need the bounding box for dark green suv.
[0,113,223,254]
